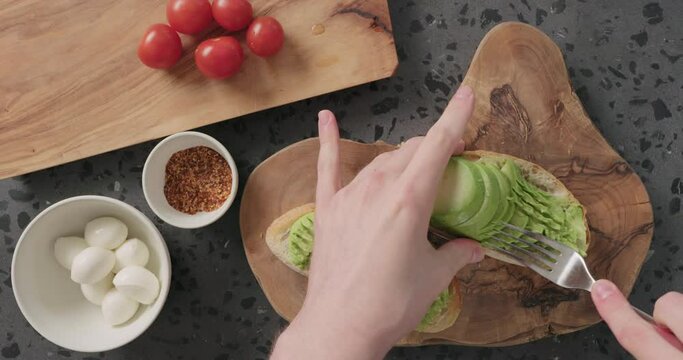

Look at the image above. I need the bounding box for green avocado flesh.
[287,213,452,330]
[416,288,452,331]
[288,212,315,269]
[432,156,587,256]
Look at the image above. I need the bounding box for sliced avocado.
[497,160,521,229]
[433,158,485,216]
[512,185,564,232]
[488,163,511,205]
[500,159,521,182]
[450,163,501,239]
[431,159,486,231]
[431,155,586,256]
[508,211,529,231]
[497,209,528,243]
[441,156,586,256]
[514,200,562,232]
[479,162,515,238]
[526,218,546,236]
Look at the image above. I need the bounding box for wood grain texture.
[0,0,397,179]
[239,22,654,346]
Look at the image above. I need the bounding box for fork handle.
[631,305,656,324]
[631,305,683,350]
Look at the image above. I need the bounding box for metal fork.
[427,224,657,325]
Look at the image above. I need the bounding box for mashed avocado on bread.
[288,212,315,269]
[416,289,452,331]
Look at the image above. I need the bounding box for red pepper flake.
[164,146,232,214]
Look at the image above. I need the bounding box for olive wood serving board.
[239,22,654,346]
[0,0,397,179]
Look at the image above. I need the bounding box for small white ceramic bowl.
[11,196,171,352]
[142,131,238,229]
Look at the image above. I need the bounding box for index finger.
[399,85,474,204]
[316,110,341,208]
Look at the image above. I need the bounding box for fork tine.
[487,237,553,273]
[502,223,576,255]
[489,236,555,270]
[485,238,527,263]
[491,235,556,267]
[496,227,558,260]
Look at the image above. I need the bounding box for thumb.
[591,279,682,358]
[435,239,484,277]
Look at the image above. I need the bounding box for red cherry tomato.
[166,0,213,35]
[246,16,285,57]
[194,37,244,79]
[137,24,182,69]
[212,0,253,32]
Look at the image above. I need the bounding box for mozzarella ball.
[84,217,128,249]
[54,236,88,270]
[70,247,115,284]
[81,272,114,305]
[113,266,160,305]
[101,288,139,326]
[113,239,149,273]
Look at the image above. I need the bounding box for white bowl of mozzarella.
[11,196,171,352]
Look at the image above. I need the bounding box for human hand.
[271,85,483,359]
[592,279,683,359]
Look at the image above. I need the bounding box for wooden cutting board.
[0,0,397,179]
[240,22,654,346]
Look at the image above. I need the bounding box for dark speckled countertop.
[1,0,682,359]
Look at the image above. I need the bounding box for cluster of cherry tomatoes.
[137,0,284,79]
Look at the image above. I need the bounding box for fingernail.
[454,85,473,99]
[592,280,616,301]
[318,111,330,126]
[471,246,485,263]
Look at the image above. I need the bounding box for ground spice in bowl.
[164,146,232,214]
